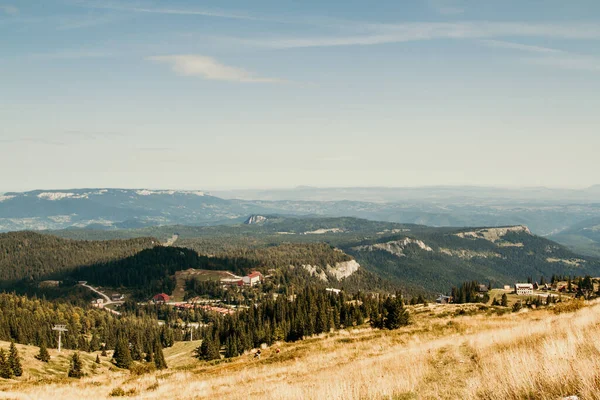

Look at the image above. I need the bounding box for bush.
[129,362,156,376]
[553,299,585,314]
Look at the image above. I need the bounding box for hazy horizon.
[2,1,599,191]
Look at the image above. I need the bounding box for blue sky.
[1,0,599,192]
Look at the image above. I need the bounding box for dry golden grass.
[2,301,600,399]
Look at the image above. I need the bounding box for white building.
[242,272,263,286]
[515,283,534,296]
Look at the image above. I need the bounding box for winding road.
[81,284,122,315]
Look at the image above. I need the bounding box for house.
[326,288,342,295]
[477,284,488,293]
[152,293,170,303]
[514,283,534,296]
[436,295,452,304]
[242,271,263,286]
[111,293,124,301]
[503,285,511,291]
[91,298,104,308]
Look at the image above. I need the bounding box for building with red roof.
[152,293,170,303]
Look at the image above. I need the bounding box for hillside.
[37,216,600,296]
[1,300,599,399]
[0,231,157,284]
[550,216,600,258]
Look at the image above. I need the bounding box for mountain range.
[2,187,600,256]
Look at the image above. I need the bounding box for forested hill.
[0,231,157,283]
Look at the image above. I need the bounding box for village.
[435,277,594,305]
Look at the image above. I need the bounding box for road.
[81,284,122,315]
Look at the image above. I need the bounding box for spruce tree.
[501,293,508,307]
[9,342,22,377]
[0,348,13,379]
[153,339,167,370]
[68,352,84,378]
[95,354,101,364]
[36,341,51,362]
[113,337,132,369]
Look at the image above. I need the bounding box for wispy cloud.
[426,0,464,15]
[26,50,111,60]
[526,55,600,72]
[234,22,600,49]
[480,39,564,54]
[64,130,125,139]
[147,55,285,83]
[0,4,18,15]
[75,1,259,21]
[56,14,124,30]
[0,137,65,146]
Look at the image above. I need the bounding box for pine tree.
[0,348,13,379]
[9,342,22,377]
[383,296,409,330]
[113,337,132,369]
[153,339,167,370]
[68,352,84,378]
[36,341,51,362]
[501,293,508,307]
[196,332,220,361]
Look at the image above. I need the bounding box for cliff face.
[353,238,433,257]
[244,215,267,225]
[302,259,361,282]
[455,226,532,243]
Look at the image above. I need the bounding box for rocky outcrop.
[354,238,433,257]
[244,215,267,225]
[455,226,531,243]
[302,259,360,282]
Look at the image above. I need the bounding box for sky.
[1,0,599,192]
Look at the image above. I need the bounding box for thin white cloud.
[147,55,285,83]
[0,4,18,15]
[480,39,564,54]
[76,1,259,21]
[235,22,600,49]
[526,55,600,72]
[426,0,464,15]
[26,50,111,60]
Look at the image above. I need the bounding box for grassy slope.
[2,299,599,399]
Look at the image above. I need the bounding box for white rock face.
[0,195,15,202]
[354,238,433,257]
[302,259,360,282]
[37,192,75,200]
[302,265,328,281]
[245,215,267,224]
[455,226,531,243]
[327,260,360,280]
[304,228,344,234]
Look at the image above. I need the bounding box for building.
[477,284,488,293]
[242,271,263,286]
[436,295,452,304]
[514,283,534,296]
[326,288,342,295]
[91,298,104,308]
[152,293,170,303]
[111,293,124,301]
[503,285,512,291]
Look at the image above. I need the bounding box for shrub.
[129,362,156,376]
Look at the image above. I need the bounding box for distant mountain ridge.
[2,187,600,258]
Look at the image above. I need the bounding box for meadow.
[1,300,598,400]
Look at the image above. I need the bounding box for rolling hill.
[30,216,600,296]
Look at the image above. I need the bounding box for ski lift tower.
[52,324,68,353]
